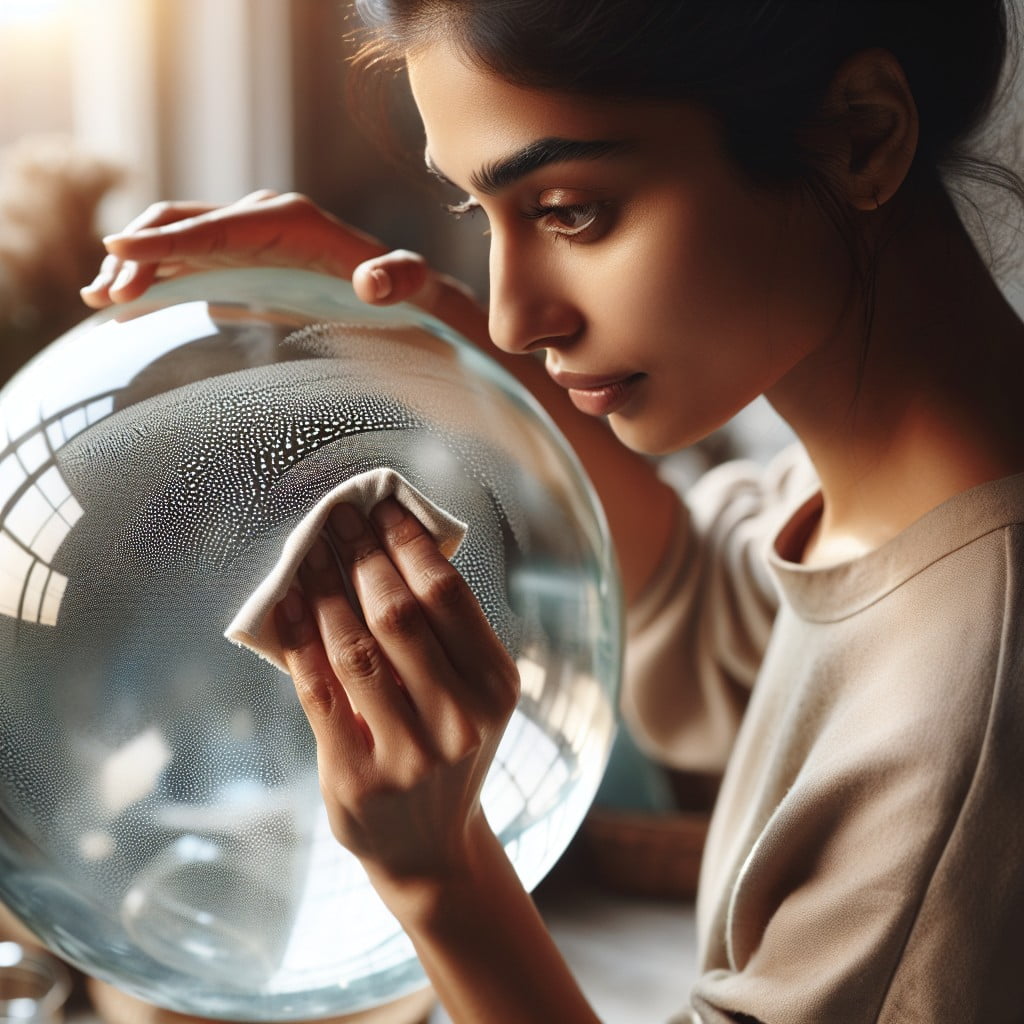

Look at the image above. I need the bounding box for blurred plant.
[0,133,123,384]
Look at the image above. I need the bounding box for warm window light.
[0,0,68,25]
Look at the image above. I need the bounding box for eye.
[527,201,605,239]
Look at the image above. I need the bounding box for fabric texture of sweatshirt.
[623,445,1024,1023]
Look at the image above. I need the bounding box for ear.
[820,48,920,211]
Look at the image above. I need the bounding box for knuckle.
[277,191,313,212]
[446,719,483,760]
[367,590,421,639]
[418,564,467,612]
[325,630,384,683]
[486,656,521,713]
[376,513,422,550]
[206,222,229,255]
[291,667,336,715]
[388,248,427,267]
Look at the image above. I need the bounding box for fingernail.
[83,266,114,293]
[280,586,306,624]
[305,535,332,571]
[111,264,136,292]
[372,498,404,528]
[369,267,392,301]
[103,233,142,251]
[330,502,364,541]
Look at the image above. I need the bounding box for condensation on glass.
[0,269,620,1021]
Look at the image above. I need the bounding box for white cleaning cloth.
[226,467,468,672]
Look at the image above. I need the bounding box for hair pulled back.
[355,0,1017,195]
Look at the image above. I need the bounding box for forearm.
[370,815,601,1024]
[429,277,678,604]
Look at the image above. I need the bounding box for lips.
[547,368,644,418]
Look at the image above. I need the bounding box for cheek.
[596,200,842,452]
[642,192,848,374]
[588,211,765,380]
[583,194,777,351]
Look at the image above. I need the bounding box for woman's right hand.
[80,189,441,312]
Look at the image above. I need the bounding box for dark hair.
[353,0,1023,344]
[354,0,1018,191]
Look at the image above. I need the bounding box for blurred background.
[0,0,493,386]
[3,0,1022,387]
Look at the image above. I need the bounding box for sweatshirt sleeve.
[620,444,816,774]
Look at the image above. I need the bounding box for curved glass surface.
[0,268,621,1020]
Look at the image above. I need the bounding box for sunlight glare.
[0,0,68,26]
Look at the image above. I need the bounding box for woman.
[83,2,1024,1020]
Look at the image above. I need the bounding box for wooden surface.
[62,873,697,1024]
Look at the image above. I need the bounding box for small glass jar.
[0,942,71,1023]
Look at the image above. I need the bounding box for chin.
[609,408,732,457]
[608,416,686,457]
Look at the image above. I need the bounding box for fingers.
[81,190,395,310]
[80,190,445,316]
[367,500,519,711]
[80,252,126,308]
[80,254,168,308]
[104,190,278,254]
[274,499,520,875]
[80,199,223,307]
[101,192,382,272]
[276,499,518,760]
[101,198,271,264]
[283,523,430,762]
[352,249,434,306]
[275,584,363,732]
[334,503,493,721]
[326,503,489,758]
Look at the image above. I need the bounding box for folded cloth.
[226,467,468,672]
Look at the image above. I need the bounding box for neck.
[768,185,1024,566]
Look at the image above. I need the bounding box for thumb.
[352,249,435,307]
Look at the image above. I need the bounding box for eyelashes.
[524,201,602,237]
[443,195,608,241]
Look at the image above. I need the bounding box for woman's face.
[407,40,854,454]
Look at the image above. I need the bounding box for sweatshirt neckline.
[768,471,1024,622]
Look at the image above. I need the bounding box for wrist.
[364,813,508,930]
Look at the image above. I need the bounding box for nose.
[487,235,582,355]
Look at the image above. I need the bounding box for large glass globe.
[0,269,620,1020]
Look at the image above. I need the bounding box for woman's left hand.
[274,496,520,890]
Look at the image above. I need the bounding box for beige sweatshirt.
[624,446,1024,1023]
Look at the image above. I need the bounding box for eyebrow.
[425,136,631,196]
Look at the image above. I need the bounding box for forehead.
[405,39,669,183]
